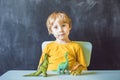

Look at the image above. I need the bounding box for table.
[0,70,120,80]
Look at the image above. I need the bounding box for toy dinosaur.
[24,54,49,77]
[57,52,69,74]
[70,63,83,76]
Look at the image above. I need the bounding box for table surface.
[0,70,120,80]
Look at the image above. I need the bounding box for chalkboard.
[0,0,120,75]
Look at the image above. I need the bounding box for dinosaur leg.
[62,69,65,74]
[57,69,61,74]
[66,69,70,74]
[70,70,82,76]
[70,71,76,76]
[42,71,47,77]
[33,70,43,76]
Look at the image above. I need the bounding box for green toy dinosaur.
[57,52,69,74]
[24,54,49,77]
[70,63,83,76]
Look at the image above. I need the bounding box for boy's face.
[51,19,71,41]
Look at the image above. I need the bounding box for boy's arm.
[70,46,87,75]
[77,46,87,69]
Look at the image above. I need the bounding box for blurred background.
[0,0,120,76]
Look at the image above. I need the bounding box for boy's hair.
[46,11,72,34]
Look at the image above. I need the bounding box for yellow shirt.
[38,41,87,70]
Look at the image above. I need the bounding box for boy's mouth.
[59,33,65,36]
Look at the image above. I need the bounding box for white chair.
[42,41,92,67]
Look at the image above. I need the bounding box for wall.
[0,0,120,75]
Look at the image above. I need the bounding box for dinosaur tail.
[24,72,37,76]
[24,71,41,76]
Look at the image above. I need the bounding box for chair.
[42,41,92,67]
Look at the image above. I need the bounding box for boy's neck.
[55,39,71,44]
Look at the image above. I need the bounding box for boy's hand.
[70,63,83,76]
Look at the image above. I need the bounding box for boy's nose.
[58,27,63,32]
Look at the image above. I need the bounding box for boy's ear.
[69,24,72,30]
[69,27,72,30]
[48,29,52,35]
[49,32,52,35]
[49,31,53,35]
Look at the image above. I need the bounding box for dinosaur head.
[64,52,69,57]
[44,53,49,60]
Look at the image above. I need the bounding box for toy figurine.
[57,52,69,74]
[70,63,83,76]
[24,54,49,77]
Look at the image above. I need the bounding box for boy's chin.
[57,37,65,40]
[57,38,67,41]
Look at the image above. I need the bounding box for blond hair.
[46,11,72,34]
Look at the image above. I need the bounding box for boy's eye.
[53,26,58,29]
[62,24,66,27]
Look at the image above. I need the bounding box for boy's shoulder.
[70,41,79,45]
[43,41,56,50]
[45,41,56,47]
[70,41,81,47]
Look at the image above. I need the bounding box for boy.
[38,11,87,75]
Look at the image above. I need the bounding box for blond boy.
[38,11,87,75]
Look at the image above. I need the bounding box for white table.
[0,70,120,80]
